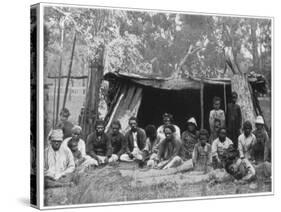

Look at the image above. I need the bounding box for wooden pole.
[55,19,65,125]
[52,78,57,128]
[200,80,204,129]
[223,83,227,114]
[62,32,77,110]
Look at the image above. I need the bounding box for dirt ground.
[44,162,272,207]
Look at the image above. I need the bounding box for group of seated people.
[44,93,271,188]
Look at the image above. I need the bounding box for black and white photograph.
[36,2,272,209]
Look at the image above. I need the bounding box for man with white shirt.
[212,127,233,168]
[120,117,146,162]
[44,129,75,188]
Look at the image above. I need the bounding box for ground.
[44,162,271,207]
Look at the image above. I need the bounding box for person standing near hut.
[238,121,257,161]
[120,117,147,162]
[252,116,269,163]
[155,125,183,169]
[209,97,225,139]
[56,108,74,140]
[181,117,199,160]
[157,113,181,141]
[226,92,242,149]
[86,120,118,165]
[192,129,212,172]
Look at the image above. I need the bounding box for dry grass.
[44,162,271,207]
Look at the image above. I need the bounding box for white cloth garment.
[44,145,75,180]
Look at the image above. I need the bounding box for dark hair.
[111,120,121,129]
[60,108,70,117]
[128,116,138,123]
[145,125,157,140]
[163,124,176,133]
[243,121,252,130]
[162,113,173,121]
[199,129,209,138]
[213,96,222,104]
[95,119,105,128]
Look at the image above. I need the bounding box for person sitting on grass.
[107,120,127,161]
[63,126,98,172]
[209,96,225,138]
[238,121,257,161]
[157,113,181,141]
[212,127,233,169]
[120,117,147,162]
[192,129,212,172]
[252,116,270,163]
[56,108,74,140]
[44,129,75,188]
[209,119,221,144]
[144,125,161,168]
[154,125,183,169]
[86,120,118,166]
[181,117,199,160]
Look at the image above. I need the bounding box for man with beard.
[157,113,181,141]
[86,120,117,165]
[44,129,75,188]
[120,117,146,162]
[155,125,183,169]
[107,120,127,161]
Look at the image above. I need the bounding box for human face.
[72,129,81,141]
[244,127,252,137]
[214,121,221,132]
[218,129,227,142]
[187,123,195,132]
[51,140,62,151]
[199,135,208,146]
[129,120,137,131]
[256,123,263,130]
[60,114,68,122]
[213,100,221,110]
[164,128,173,140]
[163,117,171,126]
[112,124,120,135]
[231,95,237,103]
[96,125,105,135]
[69,141,79,152]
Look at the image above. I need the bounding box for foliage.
[44,6,272,82]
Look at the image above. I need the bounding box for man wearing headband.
[44,129,75,188]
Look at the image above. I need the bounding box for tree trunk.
[225,46,256,127]
[82,55,104,139]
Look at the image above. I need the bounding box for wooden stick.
[52,78,57,128]
[223,83,227,114]
[55,18,65,125]
[62,32,77,110]
[200,79,204,129]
